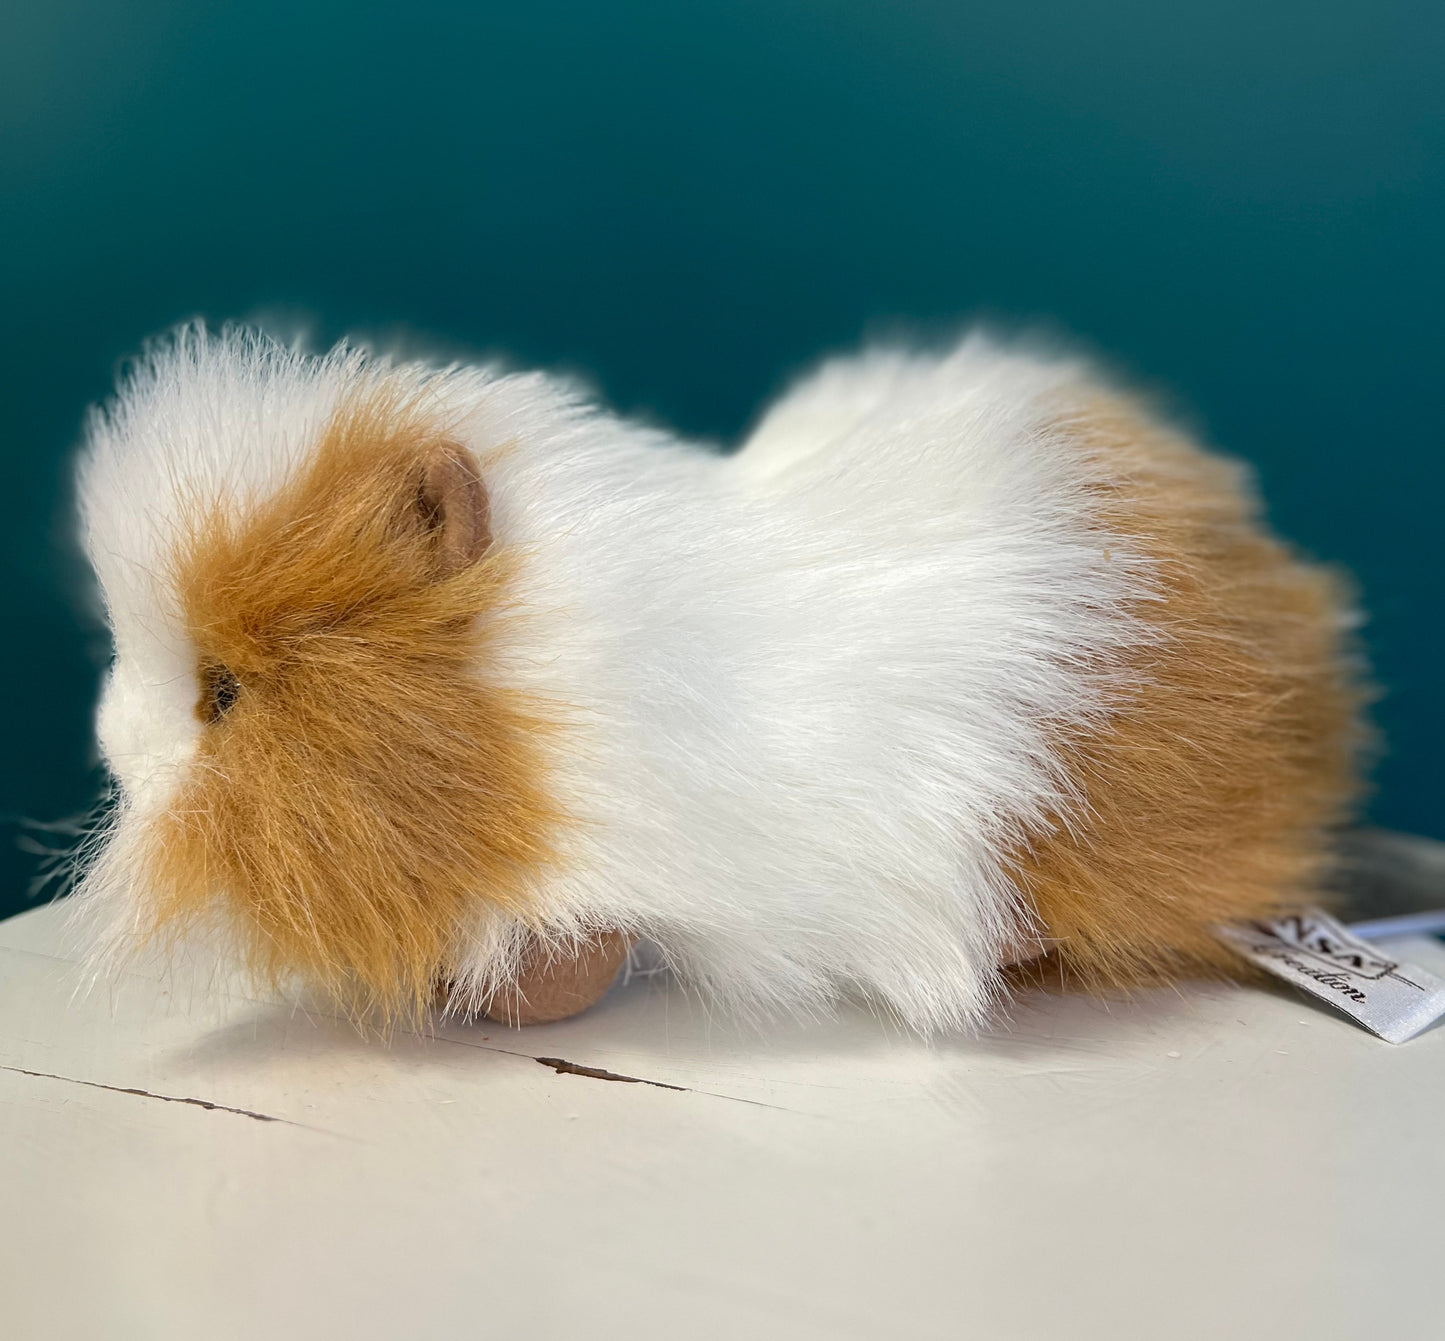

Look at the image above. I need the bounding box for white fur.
[77,326,1159,1032]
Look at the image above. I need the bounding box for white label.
[1216,910,1445,1044]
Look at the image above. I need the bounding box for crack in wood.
[433,1035,808,1112]
[533,1055,686,1090]
[0,1064,293,1125]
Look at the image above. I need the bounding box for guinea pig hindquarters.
[722,343,1358,1012]
[75,328,1361,1033]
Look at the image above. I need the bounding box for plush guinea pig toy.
[73,325,1362,1032]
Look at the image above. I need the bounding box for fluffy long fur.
[74,326,1363,1031]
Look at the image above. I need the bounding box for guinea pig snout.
[96,658,205,809]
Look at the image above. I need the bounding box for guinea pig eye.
[198,663,242,725]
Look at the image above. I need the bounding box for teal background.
[2,2,1441,919]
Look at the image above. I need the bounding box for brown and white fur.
[73,326,1364,1031]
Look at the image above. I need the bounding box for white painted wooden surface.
[2,898,1443,1340]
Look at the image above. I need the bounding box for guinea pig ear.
[413,443,492,577]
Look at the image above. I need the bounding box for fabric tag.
[1216,910,1445,1044]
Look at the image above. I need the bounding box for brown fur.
[143,386,561,1023]
[1011,395,1365,991]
